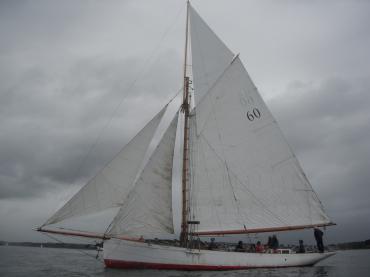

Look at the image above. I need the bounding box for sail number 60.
[246,108,261,121]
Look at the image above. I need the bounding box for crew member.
[297,239,305,253]
[314,227,324,253]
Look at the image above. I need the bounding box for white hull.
[103,239,335,270]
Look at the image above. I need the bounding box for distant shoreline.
[1,239,369,251]
[328,239,370,251]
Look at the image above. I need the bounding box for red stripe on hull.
[104,259,313,271]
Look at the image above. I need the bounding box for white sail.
[43,106,168,226]
[107,111,179,237]
[189,5,234,106]
[189,57,331,234]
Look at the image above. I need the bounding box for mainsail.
[43,106,167,226]
[187,5,332,235]
[107,112,179,237]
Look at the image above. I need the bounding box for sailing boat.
[38,2,335,270]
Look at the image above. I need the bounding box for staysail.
[188,5,332,235]
[43,106,167,226]
[107,111,179,237]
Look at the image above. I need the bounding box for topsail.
[189,5,234,105]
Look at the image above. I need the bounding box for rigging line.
[198,133,290,227]
[45,4,186,224]
[41,232,104,264]
[197,135,223,228]
[224,162,244,223]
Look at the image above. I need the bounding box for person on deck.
[255,241,264,253]
[314,227,324,253]
[297,239,305,253]
[267,236,272,249]
[271,235,279,252]
[208,238,216,250]
[235,240,244,252]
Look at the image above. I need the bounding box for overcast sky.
[0,0,369,245]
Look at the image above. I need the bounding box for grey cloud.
[268,77,370,242]
[1,0,370,242]
[0,50,182,200]
[0,0,184,203]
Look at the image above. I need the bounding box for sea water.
[0,246,369,277]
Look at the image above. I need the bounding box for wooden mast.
[180,0,190,247]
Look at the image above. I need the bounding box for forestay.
[188,56,332,234]
[43,106,167,226]
[107,111,179,237]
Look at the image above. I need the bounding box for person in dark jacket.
[271,235,279,252]
[297,239,305,253]
[235,240,244,252]
[208,238,216,250]
[314,227,324,253]
[267,236,272,249]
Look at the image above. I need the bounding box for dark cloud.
[0,51,182,200]
[0,0,183,201]
[268,77,370,242]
